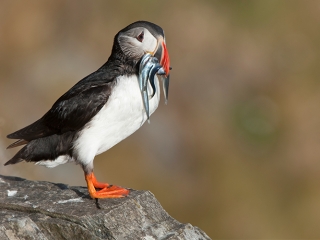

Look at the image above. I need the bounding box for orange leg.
[85,172,129,199]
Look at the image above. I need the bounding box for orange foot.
[85,172,129,199]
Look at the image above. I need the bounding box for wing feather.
[7,68,116,148]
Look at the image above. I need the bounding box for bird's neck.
[102,41,139,77]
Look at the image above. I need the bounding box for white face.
[118,27,158,60]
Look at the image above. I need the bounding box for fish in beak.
[154,39,171,104]
[138,39,171,121]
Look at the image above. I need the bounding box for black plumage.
[7,131,76,165]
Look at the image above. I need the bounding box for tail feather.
[7,118,53,140]
[7,139,29,149]
[4,143,26,166]
[5,131,76,167]
[4,156,23,166]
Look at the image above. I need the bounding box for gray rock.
[0,175,211,240]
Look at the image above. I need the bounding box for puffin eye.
[136,31,144,42]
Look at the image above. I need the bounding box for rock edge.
[0,175,210,240]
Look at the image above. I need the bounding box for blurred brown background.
[1,0,320,238]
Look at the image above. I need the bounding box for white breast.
[73,75,160,166]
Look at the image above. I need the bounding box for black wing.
[43,83,112,132]
[7,68,116,148]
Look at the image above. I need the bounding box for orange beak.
[160,41,170,77]
[154,39,171,77]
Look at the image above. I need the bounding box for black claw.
[95,198,102,209]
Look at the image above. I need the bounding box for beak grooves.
[160,42,170,77]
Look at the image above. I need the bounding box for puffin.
[4,21,171,199]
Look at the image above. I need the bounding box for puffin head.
[116,21,171,77]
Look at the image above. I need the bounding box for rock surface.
[0,175,210,240]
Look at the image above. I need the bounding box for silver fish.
[157,69,169,105]
[138,53,168,121]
